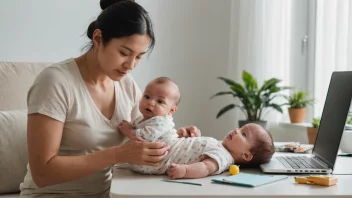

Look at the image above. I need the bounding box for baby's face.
[222,123,268,160]
[139,82,179,119]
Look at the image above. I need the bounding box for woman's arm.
[167,158,219,179]
[28,114,169,188]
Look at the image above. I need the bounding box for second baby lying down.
[118,77,275,179]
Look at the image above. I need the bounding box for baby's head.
[222,123,275,167]
[139,77,180,119]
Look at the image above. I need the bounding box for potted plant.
[307,117,320,144]
[211,70,290,128]
[284,91,315,123]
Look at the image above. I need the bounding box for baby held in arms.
[118,77,275,179]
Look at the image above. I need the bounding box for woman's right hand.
[115,140,170,166]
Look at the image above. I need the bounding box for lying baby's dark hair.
[240,127,275,167]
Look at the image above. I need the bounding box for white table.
[110,154,352,198]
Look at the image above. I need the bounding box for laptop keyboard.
[277,156,326,169]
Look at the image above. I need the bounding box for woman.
[20,0,200,197]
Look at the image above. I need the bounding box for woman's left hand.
[177,126,201,138]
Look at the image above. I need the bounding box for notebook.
[211,172,288,187]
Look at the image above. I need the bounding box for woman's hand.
[115,140,170,166]
[177,126,201,138]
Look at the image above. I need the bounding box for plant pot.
[288,108,306,123]
[307,127,318,144]
[238,120,267,128]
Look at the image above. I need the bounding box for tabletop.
[110,154,352,198]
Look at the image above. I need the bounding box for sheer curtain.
[228,0,293,125]
[314,0,352,117]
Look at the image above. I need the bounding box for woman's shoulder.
[35,58,79,84]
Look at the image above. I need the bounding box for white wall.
[0,0,236,139]
[0,0,100,62]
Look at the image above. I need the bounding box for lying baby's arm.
[167,158,219,179]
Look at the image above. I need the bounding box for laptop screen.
[313,71,352,169]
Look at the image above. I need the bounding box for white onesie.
[130,116,234,175]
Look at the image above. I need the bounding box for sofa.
[0,62,51,197]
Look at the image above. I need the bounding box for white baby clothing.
[131,116,234,175]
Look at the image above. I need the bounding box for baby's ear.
[169,106,178,115]
[241,151,253,162]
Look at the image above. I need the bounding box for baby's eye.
[144,95,150,99]
[242,132,247,138]
[157,100,164,104]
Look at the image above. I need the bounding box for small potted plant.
[307,117,320,144]
[284,91,315,123]
[211,70,291,128]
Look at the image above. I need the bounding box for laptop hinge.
[312,155,329,168]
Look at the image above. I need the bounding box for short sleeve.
[130,76,142,122]
[27,67,70,123]
[202,139,234,175]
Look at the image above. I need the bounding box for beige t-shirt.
[20,58,141,197]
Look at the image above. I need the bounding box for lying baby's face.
[222,123,268,161]
[139,81,179,119]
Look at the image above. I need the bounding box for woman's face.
[93,31,151,81]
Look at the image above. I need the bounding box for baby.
[118,77,275,179]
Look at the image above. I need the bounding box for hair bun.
[100,0,133,10]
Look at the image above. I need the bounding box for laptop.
[260,71,352,174]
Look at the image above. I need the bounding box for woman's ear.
[241,151,253,162]
[92,29,103,48]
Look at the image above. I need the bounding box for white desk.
[110,154,352,198]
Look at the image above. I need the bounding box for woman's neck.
[76,50,111,86]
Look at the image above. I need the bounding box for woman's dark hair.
[86,0,155,51]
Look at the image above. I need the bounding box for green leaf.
[216,104,235,118]
[230,84,245,96]
[218,77,238,87]
[242,71,258,91]
[210,91,236,99]
[285,91,315,108]
[260,78,281,92]
[269,103,283,113]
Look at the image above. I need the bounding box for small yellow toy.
[229,165,240,175]
[295,175,338,186]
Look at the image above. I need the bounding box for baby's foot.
[167,163,187,179]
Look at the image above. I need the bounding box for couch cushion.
[0,193,20,198]
[0,62,51,111]
[0,110,28,194]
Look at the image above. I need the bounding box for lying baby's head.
[222,123,274,167]
[139,77,180,119]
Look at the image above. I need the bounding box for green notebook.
[211,172,288,187]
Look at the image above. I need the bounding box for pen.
[338,153,352,157]
[161,179,203,186]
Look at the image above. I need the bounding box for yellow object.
[295,175,338,186]
[229,165,240,175]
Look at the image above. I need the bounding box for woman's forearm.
[32,146,120,188]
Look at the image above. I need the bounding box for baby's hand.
[167,163,187,179]
[118,120,143,141]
